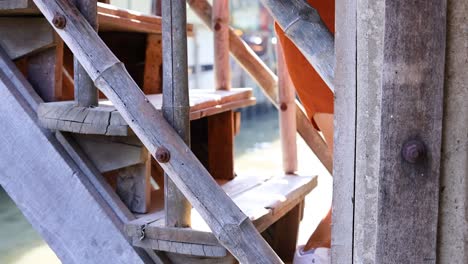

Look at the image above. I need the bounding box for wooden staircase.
[0,1,324,263]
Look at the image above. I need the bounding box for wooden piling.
[276,42,297,174]
[72,0,99,107]
[213,0,230,91]
[162,0,192,228]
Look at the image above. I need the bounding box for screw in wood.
[52,15,67,29]
[155,147,171,163]
[402,140,426,164]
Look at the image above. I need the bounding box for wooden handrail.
[187,0,333,173]
[259,0,335,92]
[32,0,283,263]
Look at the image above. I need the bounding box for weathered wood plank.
[116,156,152,214]
[33,0,283,262]
[0,47,160,264]
[187,0,332,174]
[376,0,446,262]
[73,0,98,107]
[37,89,253,136]
[331,0,357,263]
[259,0,334,91]
[0,0,38,15]
[162,0,192,229]
[0,18,54,60]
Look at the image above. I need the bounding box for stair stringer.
[0,48,165,264]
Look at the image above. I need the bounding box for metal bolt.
[155,147,170,163]
[402,140,426,164]
[52,15,66,29]
[280,103,288,111]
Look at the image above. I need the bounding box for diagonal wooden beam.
[187,0,333,173]
[32,0,283,263]
[258,0,335,92]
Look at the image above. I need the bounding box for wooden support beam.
[116,156,152,214]
[268,203,302,262]
[0,47,162,264]
[207,111,235,180]
[276,40,297,174]
[187,0,332,174]
[32,0,283,262]
[162,0,192,229]
[73,0,99,107]
[213,0,230,91]
[258,0,335,91]
[375,0,446,262]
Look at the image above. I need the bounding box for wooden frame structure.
[1,0,465,263]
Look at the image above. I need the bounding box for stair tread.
[37,88,255,136]
[125,174,317,255]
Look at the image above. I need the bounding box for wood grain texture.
[37,89,254,136]
[0,18,54,60]
[0,0,38,14]
[162,0,192,229]
[27,47,63,102]
[276,41,297,174]
[213,0,230,90]
[207,111,235,180]
[187,0,332,174]
[0,46,161,264]
[376,0,446,262]
[259,0,335,91]
[331,0,356,263]
[32,0,282,262]
[72,0,99,107]
[143,34,162,94]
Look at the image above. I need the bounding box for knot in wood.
[402,140,426,164]
[155,147,170,163]
[52,14,67,29]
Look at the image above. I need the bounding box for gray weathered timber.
[134,238,227,257]
[0,0,38,14]
[0,47,158,264]
[437,0,468,263]
[331,0,356,263]
[73,134,145,173]
[72,0,99,107]
[162,0,192,229]
[0,18,54,60]
[187,0,333,174]
[353,0,385,262]
[33,0,283,262]
[116,159,151,214]
[27,46,62,102]
[259,0,335,91]
[376,0,446,262]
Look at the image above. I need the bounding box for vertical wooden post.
[213,0,230,91]
[208,0,235,181]
[72,0,98,107]
[276,42,297,174]
[162,0,191,228]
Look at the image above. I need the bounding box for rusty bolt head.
[155,147,170,163]
[280,103,288,111]
[402,140,426,164]
[214,22,221,31]
[52,15,67,29]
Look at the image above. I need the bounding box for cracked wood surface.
[37,88,254,136]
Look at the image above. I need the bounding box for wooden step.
[125,174,317,257]
[37,88,256,136]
